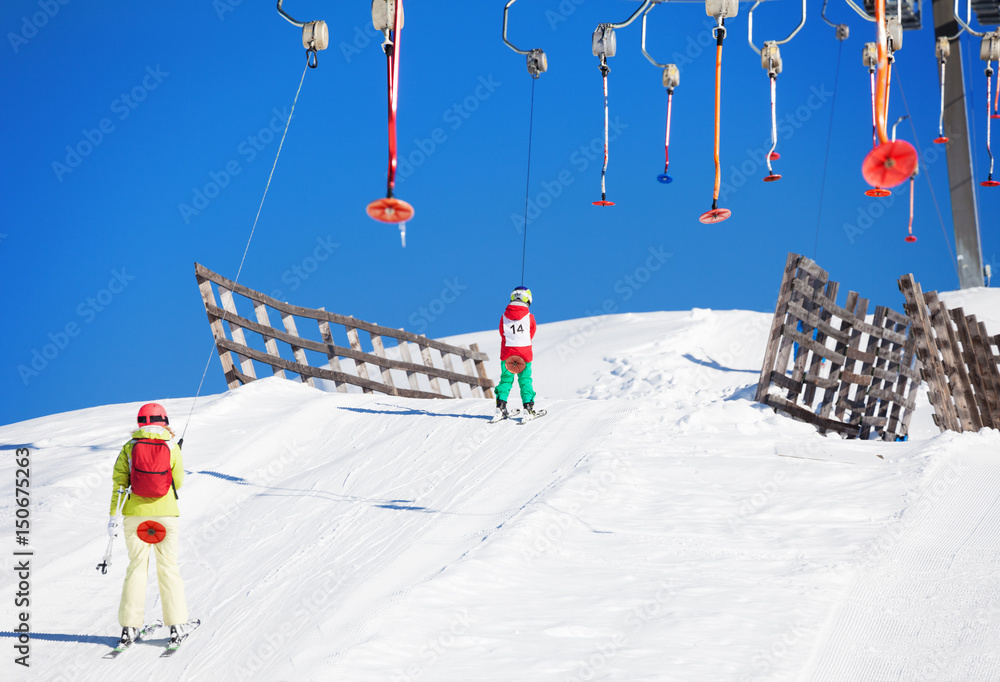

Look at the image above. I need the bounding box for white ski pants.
[119,516,188,627]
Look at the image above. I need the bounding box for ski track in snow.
[807,445,1000,682]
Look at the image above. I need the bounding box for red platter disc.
[862,141,918,189]
[698,208,731,224]
[367,197,414,223]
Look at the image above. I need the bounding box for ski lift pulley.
[503,1,548,78]
[276,1,328,68]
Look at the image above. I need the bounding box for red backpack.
[129,439,175,498]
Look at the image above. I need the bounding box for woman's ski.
[103,620,162,659]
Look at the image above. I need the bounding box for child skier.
[495,286,538,420]
[107,403,191,648]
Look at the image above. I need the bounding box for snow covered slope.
[2,297,1000,682]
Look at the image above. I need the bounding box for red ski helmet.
[137,403,169,426]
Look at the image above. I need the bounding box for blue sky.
[2,0,998,426]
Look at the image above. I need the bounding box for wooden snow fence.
[755,254,920,441]
[195,263,494,400]
[898,274,1000,433]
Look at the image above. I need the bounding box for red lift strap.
[862,0,916,189]
[368,0,414,224]
[593,61,615,206]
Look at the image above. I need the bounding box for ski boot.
[169,624,186,645]
[119,627,138,647]
[495,398,509,420]
[523,401,536,416]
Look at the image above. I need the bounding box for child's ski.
[488,409,521,424]
[103,620,163,659]
[518,409,547,425]
[160,619,201,657]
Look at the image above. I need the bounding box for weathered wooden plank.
[197,275,242,389]
[470,343,494,400]
[926,300,976,431]
[281,313,315,388]
[835,297,869,421]
[195,263,490,362]
[942,306,985,430]
[802,279,839,407]
[441,352,463,398]
[461,352,483,398]
[856,306,888,439]
[218,286,257,381]
[369,333,397,393]
[802,372,839,391]
[317,311,348,393]
[781,327,847,365]
[761,394,860,437]
[818,291,859,420]
[213,337,447,399]
[419,344,444,395]
[253,302,287,379]
[396,338,421,392]
[839,370,874,387]
[345,326,373,394]
[755,253,801,403]
[898,274,960,432]
[971,318,1000,428]
[788,272,824,397]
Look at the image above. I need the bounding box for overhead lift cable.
[182,7,321,440]
[813,5,847,259]
[502,0,548,284]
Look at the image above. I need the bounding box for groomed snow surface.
[3,291,1000,682]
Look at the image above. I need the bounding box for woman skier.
[107,402,191,648]
[495,286,538,420]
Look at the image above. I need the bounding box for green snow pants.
[496,360,535,404]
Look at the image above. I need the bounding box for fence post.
[196,273,242,389]
[396,336,422,392]
[317,310,347,393]
[755,253,800,402]
[345,325,373,393]
[369,332,398,395]
[470,343,494,399]
[280,312,315,388]
[218,286,258,382]
[253,301,287,379]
